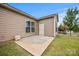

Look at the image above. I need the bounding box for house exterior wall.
[39,17,57,37]
[0,7,38,41]
[0,4,58,41]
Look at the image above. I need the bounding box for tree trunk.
[70,30,72,36]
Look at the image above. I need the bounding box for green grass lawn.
[0,34,79,56]
[42,34,79,56]
[0,41,32,56]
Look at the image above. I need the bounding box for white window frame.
[25,20,35,33]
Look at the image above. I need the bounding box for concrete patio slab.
[15,35,54,56]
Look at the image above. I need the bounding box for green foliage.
[73,24,79,32]
[63,7,79,35]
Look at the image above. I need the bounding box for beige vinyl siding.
[39,17,56,37]
[0,7,38,41]
[0,4,57,41]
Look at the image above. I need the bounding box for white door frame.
[39,24,44,35]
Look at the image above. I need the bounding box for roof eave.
[0,3,37,20]
[38,13,59,20]
[0,3,59,21]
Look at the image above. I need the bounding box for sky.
[9,3,79,26]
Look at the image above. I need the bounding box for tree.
[73,20,79,32]
[63,7,79,36]
[58,24,68,34]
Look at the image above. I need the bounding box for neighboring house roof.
[0,3,58,21]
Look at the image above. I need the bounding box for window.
[26,21,30,27]
[26,21,35,32]
[31,22,35,27]
[31,27,35,32]
[26,27,30,32]
[26,21,30,32]
[31,22,35,32]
